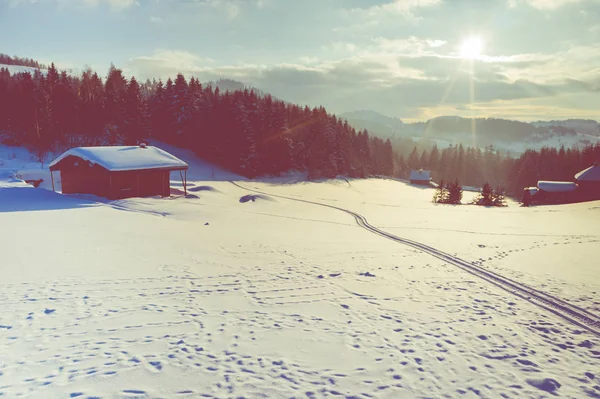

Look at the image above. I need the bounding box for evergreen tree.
[428,145,439,172]
[472,182,497,206]
[408,146,420,170]
[447,179,463,205]
[493,185,507,207]
[104,65,127,137]
[433,180,449,203]
[123,77,146,144]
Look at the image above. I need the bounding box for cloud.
[8,0,138,10]
[184,0,267,20]
[127,49,216,78]
[351,0,442,15]
[126,40,600,121]
[209,0,241,19]
[508,0,587,10]
[373,36,447,55]
[83,0,137,10]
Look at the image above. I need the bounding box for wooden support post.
[166,171,169,197]
[179,170,186,196]
[184,169,187,196]
[137,171,140,197]
[51,171,55,192]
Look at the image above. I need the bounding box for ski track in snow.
[231,182,600,337]
[1,143,600,398]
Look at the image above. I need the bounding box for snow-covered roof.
[525,187,539,195]
[574,164,600,182]
[49,145,188,172]
[410,170,431,181]
[537,181,578,193]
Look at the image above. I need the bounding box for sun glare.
[460,36,484,59]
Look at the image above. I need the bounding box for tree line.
[398,143,600,195]
[0,61,598,193]
[0,63,394,178]
[0,54,47,70]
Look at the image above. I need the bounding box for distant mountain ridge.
[206,78,274,100]
[340,110,600,155]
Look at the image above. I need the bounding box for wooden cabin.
[526,163,600,204]
[574,163,600,200]
[528,181,578,204]
[410,169,432,186]
[49,144,188,200]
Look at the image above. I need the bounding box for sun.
[460,36,484,59]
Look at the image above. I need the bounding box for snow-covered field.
[1,144,599,398]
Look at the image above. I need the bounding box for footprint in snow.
[526,378,561,393]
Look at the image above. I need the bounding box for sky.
[1,0,600,122]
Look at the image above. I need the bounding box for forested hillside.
[1,60,598,195]
[0,64,394,179]
[0,54,46,69]
[396,143,600,194]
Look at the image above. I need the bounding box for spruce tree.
[433,179,449,203]
[481,182,494,206]
[124,77,146,144]
[493,185,507,207]
[447,179,463,205]
[408,146,420,170]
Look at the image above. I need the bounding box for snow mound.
[49,145,188,172]
[526,378,562,393]
[239,194,273,203]
[189,185,218,192]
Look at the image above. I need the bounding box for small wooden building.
[410,169,432,186]
[526,163,600,204]
[574,163,600,200]
[49,144,188,200]
[530,181,579,204]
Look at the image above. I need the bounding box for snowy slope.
[344,111,600,155]
[421,130,600,155]
[505,131,600,154]
[1,144,599,398]
[533,119,600,136]
[0,144,57,191]
[0,64,45,76]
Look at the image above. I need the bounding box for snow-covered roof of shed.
[49,145,188,172]
[574,164,600,182]
[525,187,539,195]
[537,181,578,193]
[410,170,431,180]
